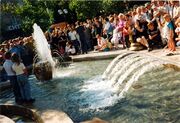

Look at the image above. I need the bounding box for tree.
[69,0,102,21]
[15,0,55,34]
[1,0,55,35]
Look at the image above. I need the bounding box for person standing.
[11,53,35,103]
[3,52,22,104]
[68,27,80,54]
[163,14,176,52]
[76,22,88,54]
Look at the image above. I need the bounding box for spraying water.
[32,23,55,68]
[78,53,178,109]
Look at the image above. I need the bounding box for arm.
[149,34,158,40]
[175,37,180,41]
[21,63,28,75]
[23,68,28,76]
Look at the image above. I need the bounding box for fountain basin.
[0,104,43,123]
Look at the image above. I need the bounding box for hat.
[145,2,150,7]
[137,15,145,21]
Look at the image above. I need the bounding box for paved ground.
[71,46,180,66]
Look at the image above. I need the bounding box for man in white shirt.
[103,18,113,38]
[3,52,22,104]
[68,28,80,54]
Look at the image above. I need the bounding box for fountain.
[32,23,56,81]
[1,51,179,122]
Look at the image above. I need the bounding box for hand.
[149,35,152,40]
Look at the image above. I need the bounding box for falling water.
[80,52,179,109]
[32,23,55,67]
[103,53,166,97]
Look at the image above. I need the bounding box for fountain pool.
[1,53,180,123]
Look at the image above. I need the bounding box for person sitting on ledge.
[147,21,163,50]
[175,18,180,47]
[95,34,112,52]
[65,41,76,55]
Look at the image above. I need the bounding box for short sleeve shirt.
[167,21,174,30]
[12,63,25,75]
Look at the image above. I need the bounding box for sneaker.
[147,47,152,52]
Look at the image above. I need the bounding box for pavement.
[71,46,180,66]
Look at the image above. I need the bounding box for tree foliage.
[69,0,102,20]
[1,0,56,35]
[15,0,55,34]
[1,0,145,36]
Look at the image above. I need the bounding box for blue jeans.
[8,75,22,101]
[17,74,32,100]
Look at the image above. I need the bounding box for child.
[163,14,176,52]
[95,34,108,51]
[175,21,180,46]
[111,27,120,49]
[11,53,35,103]
[123,21,131,48]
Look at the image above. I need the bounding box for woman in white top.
[11,53,35,103]
[65,41,76,55]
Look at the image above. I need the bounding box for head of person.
[96,34,100,39]
[141,6,147,13]
[163,14,171,22]
[11,53,20,64]
[158,0,164,6]
[105,18,109,23]
[118,13,124,20]
[145,2,151,10]
[124,21,129,28]
[132,11,137,16]
[136,7,142,15]
[151,0,158,5]
[137,15,145,22]
[4,52,11,60]
[109,17,114,23]
[175,17,180,27]
[147,21,154,30]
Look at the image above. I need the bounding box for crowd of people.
[0,0,180,104]
[45,0,180,55]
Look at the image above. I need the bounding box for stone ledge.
[0,104,43,123]
[0,104,74,123]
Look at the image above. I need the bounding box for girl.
[163,14,176,52]
[11,53,35,103]
[111,27,120,49]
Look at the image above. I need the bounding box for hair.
[105,18,109,22]
[11,53,21,65]
[4,52,11,59]
[0,56,4,63]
